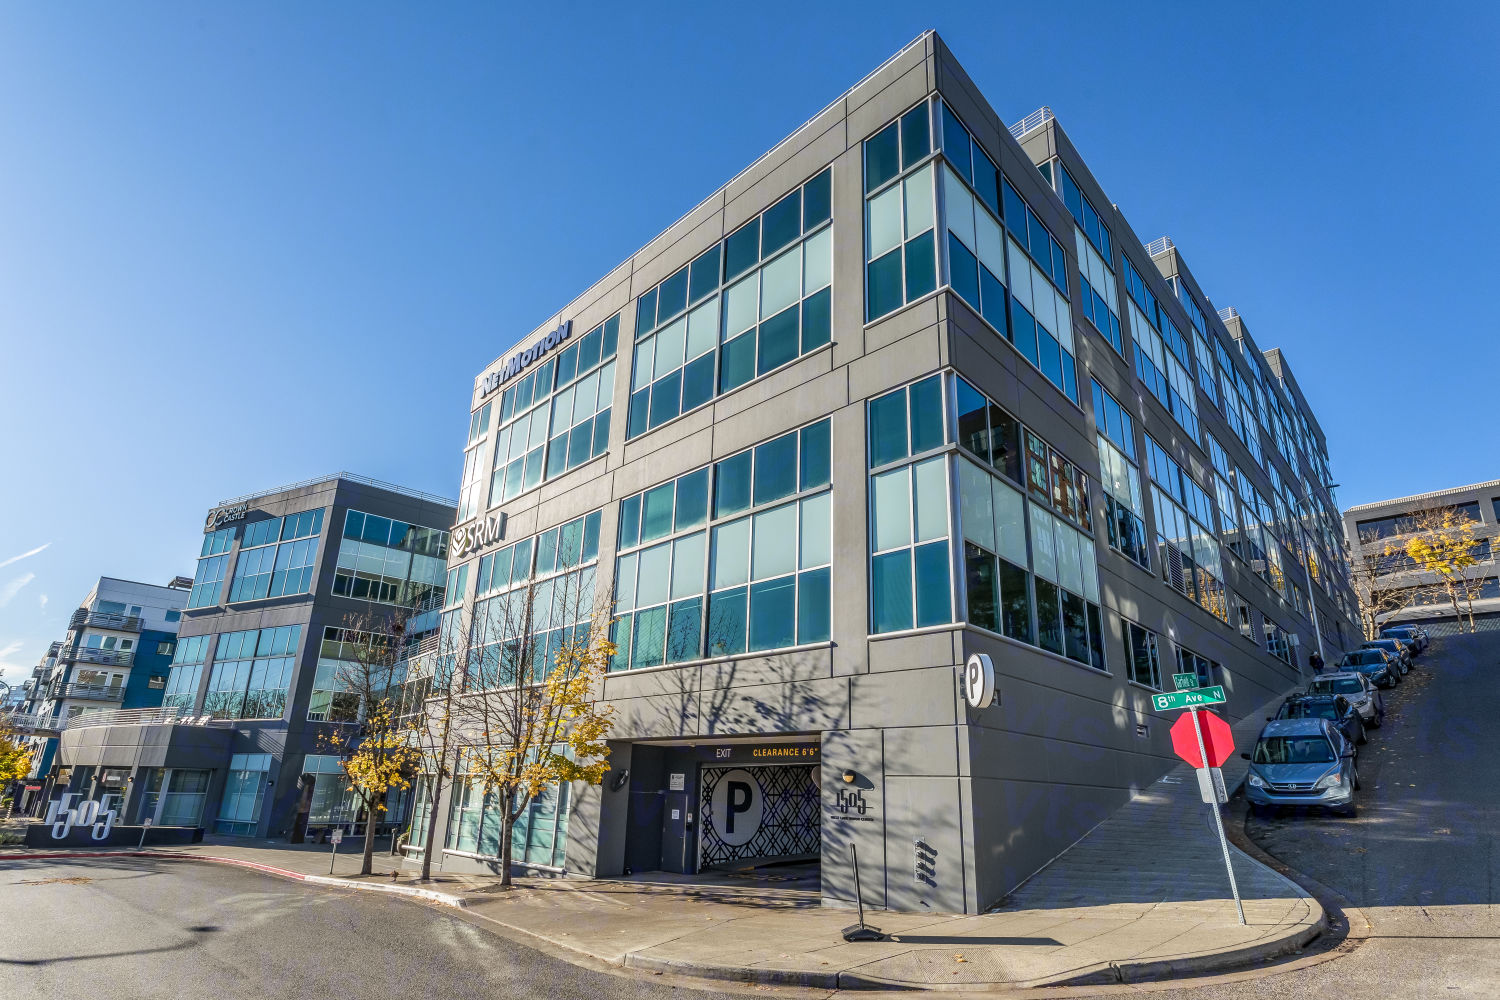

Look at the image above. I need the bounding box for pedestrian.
[1309,650,1325,675]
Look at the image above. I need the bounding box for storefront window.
[216,753,273,836]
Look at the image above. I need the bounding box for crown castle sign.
[481,319,573,397]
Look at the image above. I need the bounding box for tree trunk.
[500,797,515,888]
[360,792,378,876]
[420,750,455,882]
[1445,582,1464,631]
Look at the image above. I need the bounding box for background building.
[15,575,189,807]
[47,474,455,837]
[421,31,1361,913]
[1343,478,1500,634]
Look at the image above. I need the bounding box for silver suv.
[1307,671,1384,727]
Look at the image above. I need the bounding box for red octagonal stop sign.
[1170,710,1234,768]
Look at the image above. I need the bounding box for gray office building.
[422,31,1360,913]
[1343,479,1500,633]
[52,474,455,838]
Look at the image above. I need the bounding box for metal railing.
[1144,236,1176,257]
[0,711,62,735]
[53,683,126,702]
[63,706,186,730]
[57,646,135,667]
[70,609,145,632]
[212,472,457,510]
[47,641,63,657]
[1008,106,1055,140]
[1218,306,1241,322]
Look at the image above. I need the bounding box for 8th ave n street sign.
[1151,686,1226,712]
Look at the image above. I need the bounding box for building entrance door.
[697,763,819,870]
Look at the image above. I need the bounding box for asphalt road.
[0,856,742,1000]
[3,633,1494,1000]
[1136,630,1500,999]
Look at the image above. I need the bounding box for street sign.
[1196,766,1228,804]
[330,829,344,845]
[1170,710,1234,768]
[1151,686,1226,712]
[964,653,996,709]
[1172,672,1201,691]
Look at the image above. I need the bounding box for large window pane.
[871,550,913,633]
[753,433,798,505]
[751,505,797,580]
[797,567,831,643]
[913,540,952,626]
[748,577,796,651]
[871,467,912,551]
[710,518,751,589]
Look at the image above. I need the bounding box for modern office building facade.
[49,474,455,837]
[425,32,1360,913]
[17,576,189,797]
[1343,479,1500,632]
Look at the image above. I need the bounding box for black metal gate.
[698,764,819,869]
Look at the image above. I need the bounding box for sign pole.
[1190,707,1245,925]
[329,829,341,875]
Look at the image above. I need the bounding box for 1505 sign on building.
[44,793,120,841]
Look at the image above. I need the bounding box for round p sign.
[964,653,996,709]
[709,769,763,846]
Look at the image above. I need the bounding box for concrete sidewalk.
[2,689,1322,989]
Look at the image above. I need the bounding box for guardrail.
[63,707,234,730]
[70,609,145,632]
[53,683,126,702]
[56,646,135,667]
[1008,106,1055,139]
[212,472,457,510]
[0,711,62,734]
[1144,236,1176,257]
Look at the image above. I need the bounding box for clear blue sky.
[2,3,1496,685]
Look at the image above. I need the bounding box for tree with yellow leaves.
[450,547,615,887]
[319,607,425,876]
[0,726,33,787]
[1395,505,1482,632]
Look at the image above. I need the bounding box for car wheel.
[1352,765,1361,791]
[1339,802,1358,818]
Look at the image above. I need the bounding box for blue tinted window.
[940,102,970,180]
[908,375,945,454]
[801,287,831,353]
[867,248,904,320]
[800,421,831,490]
[802,168,831,229]
[675,469,710,531]
[714,451,752,518]
[641,482,676,542]
[756,305,800,376]
[761,190,801,257]
[798,567,831,643]
[900,103,931,170]
[618,495,641,549]
[706,587,747,656]
[871,550,913,632]
[748,577,796,652]
[868,389,908,468]
[865,121,900,193]
[689,245,721,303]
[635,287,658,336]
[719,331,755,394]
[948,233,979,310]
[657,266,689,323]
[914,541,952,627]
[753,432,798,506]
[724,219,760,281]
[904,230,937,302]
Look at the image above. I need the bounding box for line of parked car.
[1243,623,1430,818]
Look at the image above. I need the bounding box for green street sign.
[1151,686,1227,712]
[1172,672,1201,691]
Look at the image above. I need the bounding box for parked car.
[1381,624,1428,653]
[1243,717,1360,817]
[1362,638,1412,674]
[1336,648,1400,688]
[1273,693,1367,745]
[1306,671,1385,728]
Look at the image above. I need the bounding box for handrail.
[54,683,126,702]
[63,706,186,730]
[70,609,144,632]
[0,711,61,734]
[1217,306,1241,321]
[213,472,457,510]
[1143,236,1175,257]
[1008,106,1055,140]
[56,646,135,667]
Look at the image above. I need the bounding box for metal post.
[852,843,865,928]
[329,833,339,875]
[138,818,151,850]
[1190,707,1245,926]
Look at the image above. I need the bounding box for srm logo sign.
[481,320,573,397]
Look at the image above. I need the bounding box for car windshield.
[1253,736,1336,764]
[1341,651,1382,666]
[1331,678,1363,695]
[1280,701,1338,721]
[1366,641,1397,650]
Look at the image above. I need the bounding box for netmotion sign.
[481,320,573,397]
[454,514,506,558]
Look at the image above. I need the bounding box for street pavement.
[0,855,742,1000]
[1105,630,1500,998]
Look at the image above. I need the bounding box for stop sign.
[1170,710,1234,768]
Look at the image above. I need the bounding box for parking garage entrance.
[623,738,820,876]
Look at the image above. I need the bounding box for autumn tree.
[1350,528,1422,639]
[405,608,467,883]
[0,721,32,791]
[318,607,423,876]
[1395,506,1482,633]
[450,549,615,887]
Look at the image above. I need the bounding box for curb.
[5,850,470,909]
